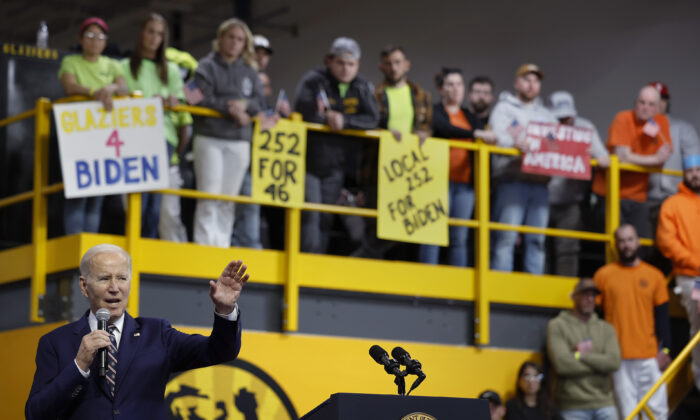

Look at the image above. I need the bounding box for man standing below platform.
[657,154,700,392]
[547,278,620,420]
[26,244,246,419]
[594,224,671,420]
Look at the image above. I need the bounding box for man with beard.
[594,224,671,420]
[656,155,700,392]
[547,278,620,420]
[353,45,431,259]
[489,63,558,274]
[466,76,495,128]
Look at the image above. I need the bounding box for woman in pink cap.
[58,17,128,235]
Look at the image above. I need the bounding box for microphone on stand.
[369,345,407,395]
[392,346,426,395]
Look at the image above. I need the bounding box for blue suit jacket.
[26,311,241,420]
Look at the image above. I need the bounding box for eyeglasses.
[523,373,543,383]
[84,31,107,41]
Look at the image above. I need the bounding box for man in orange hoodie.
[657,154,700,391]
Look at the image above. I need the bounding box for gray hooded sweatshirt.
[489,91,558,183]
[193,52,265,141]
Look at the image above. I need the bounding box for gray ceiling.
[0,0,298,58]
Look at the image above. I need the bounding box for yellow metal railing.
[625,328,700,420]
[0,97,684,338]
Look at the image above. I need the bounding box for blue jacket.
[26,311,241,420]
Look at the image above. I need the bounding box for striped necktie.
[106,324,118,397]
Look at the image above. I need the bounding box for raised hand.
[209,260,249,315]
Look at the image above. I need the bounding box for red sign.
[521,122,593,180]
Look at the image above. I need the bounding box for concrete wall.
[248,0,700,133]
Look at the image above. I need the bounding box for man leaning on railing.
[488,63,557,275]
[293,37,379,254]
[591,85,672,242]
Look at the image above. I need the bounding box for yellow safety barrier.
[625,328,700,420]
[0,96,685,337]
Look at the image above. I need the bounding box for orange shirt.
[657,182,700,276]
[592,111,671,202]
[448,109,473,183]
[594,261,668,359]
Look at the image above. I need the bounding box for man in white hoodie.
[488,63,557,274]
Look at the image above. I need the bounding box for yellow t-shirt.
[57,55,123,90]
[385,84,414,135]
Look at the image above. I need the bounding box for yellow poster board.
[377,132,449,246]
[251,119,307,207]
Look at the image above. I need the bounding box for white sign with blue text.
[53,98,169,198]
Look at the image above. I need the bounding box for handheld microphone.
[392,346,426,395]
[369,345,406,377]
[96,308,110,377]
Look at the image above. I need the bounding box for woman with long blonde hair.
[192,18,274,247]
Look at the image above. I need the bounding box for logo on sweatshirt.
[241,77,253,96]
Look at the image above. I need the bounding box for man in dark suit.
[25,244,247,419]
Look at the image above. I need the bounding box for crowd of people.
[56,14,699,275]
[54,14,700,419]
[478,223,681,420]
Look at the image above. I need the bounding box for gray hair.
[79,244,132,278]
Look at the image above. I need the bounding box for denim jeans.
[419,181,475,266]
[491,180,549,274]
[232,170,262,249]
[301,171,344,253]
[561,406,618,420]
[64,195,106,234]
[140,142,172,238]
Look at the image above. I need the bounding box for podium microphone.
[369,345,407,395]
[392,346,426,395]
[96,308,110,377]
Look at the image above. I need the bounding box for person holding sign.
[591,85,672,241]
[353,45,432,259]
[546,91,609,277]
[293,37,379,253]
[58,17,128,235]
[192,18,274,247]
[489,63,557,274]
[121,13,192,239]
[419,68,497,266]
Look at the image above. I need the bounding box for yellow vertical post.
[282,112,303,332]
[126,193,141,317]
[605,155,621,262]
[31,98,51,323]
[283,207,301,332]
[474,144,491,345]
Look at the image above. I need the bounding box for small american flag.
[275,89,290,115]
[691,280,700,300]
[316,87,330,114]
[507,119,523,139]
[183,80,204,105]
[642,119,660,138]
